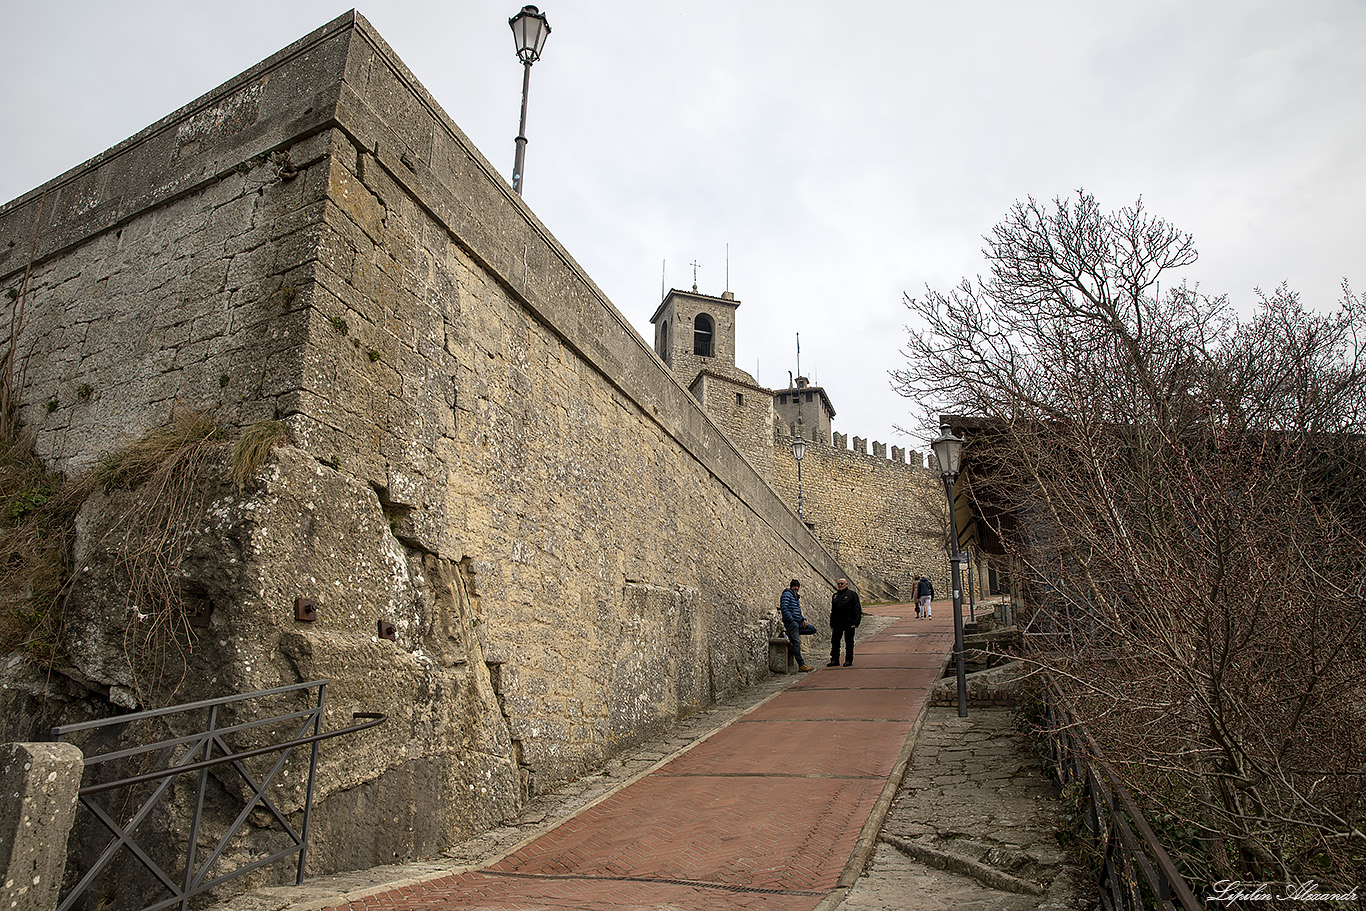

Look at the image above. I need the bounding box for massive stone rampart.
[0,11,841,892]
[771,430,946,600]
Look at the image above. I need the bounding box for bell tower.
[649,287,740,384]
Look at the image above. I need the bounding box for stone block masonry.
[772,429,949,601]
[0,10,842,897]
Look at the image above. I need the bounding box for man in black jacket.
[828,578,862,667]
[915,575,934,619]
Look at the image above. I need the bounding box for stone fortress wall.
[692,369,777,484]
[770,428,950,602]
[0,12,844,885]
[648,291,977,605]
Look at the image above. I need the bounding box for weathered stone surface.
[842,706,1084,911]
[0,11,844,903]
[963,626,1021,649]
[931,659,1032,706]
[0,742,83,911]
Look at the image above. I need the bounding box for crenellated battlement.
[827,431,925,470]
[768,421,943,602]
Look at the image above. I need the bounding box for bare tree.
[895,192,1366,886]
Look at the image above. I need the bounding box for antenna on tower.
[725,243,730,294]
[661,260,666,301]
[796,332,801,379]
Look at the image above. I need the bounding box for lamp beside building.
[931,426,968,717]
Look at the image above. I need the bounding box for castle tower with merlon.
[775,376,834,444]
[650,288,776,480]
[651,283,948,600]
[771,420,943,600]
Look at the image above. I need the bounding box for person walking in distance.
[828,578,862,666]
[916,574,934,619]
[779,580,814,672]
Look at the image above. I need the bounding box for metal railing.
[1040,673,1203,911]
[52,679,385,911]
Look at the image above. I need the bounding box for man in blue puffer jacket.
[779,579,814,672]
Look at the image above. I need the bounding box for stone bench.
[769,628,821,672]
[769,636,797,673]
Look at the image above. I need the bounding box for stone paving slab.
[743,682,935,722]
[333,872,828,910]
[206,664,827,911]
[488,773,881,891]
[211,606,929,910]
[798,666,943,689]
[810,654,945,669]
[661,720,910,778]
[816,655,937,668]
[838,704,1086,911]
[853,631,953,653]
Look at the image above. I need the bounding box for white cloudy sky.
[3,0,1363,450]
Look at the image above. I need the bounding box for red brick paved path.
[325,605,953,910]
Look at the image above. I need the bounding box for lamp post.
[967,543,976,623]
[792,433,806,518]
[931,426,967,718]
[508,5,551,196]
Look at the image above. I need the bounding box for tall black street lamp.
[792,433,807,518]
[931,426,968,717]
[967,543,976,623]
[509,5,551,196]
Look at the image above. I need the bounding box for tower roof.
[777,381,836,418]
[649,287,739,325]
[691,365,768,394]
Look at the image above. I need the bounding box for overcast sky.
[3,0,1363,451]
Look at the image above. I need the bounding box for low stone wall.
[930,661,1030,707]
[0,742,83,911]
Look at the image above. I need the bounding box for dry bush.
[94,409,224,693]
[0,432,80,657]
[897,192,1366,887]
[2,412,291,687]
[230,419,288,489]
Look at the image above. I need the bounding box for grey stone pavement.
[839,703,1086,911]
[213,607,1089,911]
